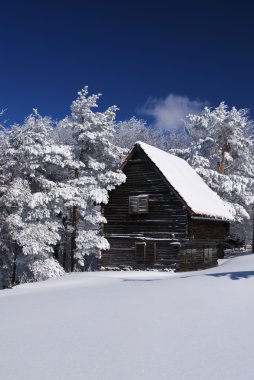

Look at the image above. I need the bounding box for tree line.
[0,88,253,287]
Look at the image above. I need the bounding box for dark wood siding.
[102,145,230,271]
[178,241,218,271]
[190,218,229,240]
[102,148,187,268]
[102,238,179,269]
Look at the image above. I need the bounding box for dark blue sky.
[1,0,254,126]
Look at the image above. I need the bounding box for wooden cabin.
[102,142,231,271]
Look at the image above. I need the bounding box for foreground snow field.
[1,255,254,380]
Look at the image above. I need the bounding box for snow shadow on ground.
[206,271,254,280]
[121,278,163,282]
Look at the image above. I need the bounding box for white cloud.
[140,94,207,131]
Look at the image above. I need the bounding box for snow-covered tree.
[0,111,78,285]
[59,87,125,271]
[174,102,254,242]
[0,87,126,286]
[112,117,167,153]
[187,102,254,176]
[0,115,12,288]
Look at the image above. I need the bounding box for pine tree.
[0,87,126,285]
[173,102,254,242]
[59,87,125,271]
[0,110,78,284]
[112,117,167,153]
[0,118,12,287]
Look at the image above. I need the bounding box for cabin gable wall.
[102,148,188,268]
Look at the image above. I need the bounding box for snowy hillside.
[1,255,254,380]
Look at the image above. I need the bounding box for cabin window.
[129,195,149,214]
[184,248,196,264]
[204,248,213,264]
[135,242,156,262]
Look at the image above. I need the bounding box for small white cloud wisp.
[140,94,207,131]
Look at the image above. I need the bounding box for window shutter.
[184,248,196,264]
[135,242,156,262]
[184,249,192,264]
[135,243,146,260]
[138,196,148,213]
[129,195,149,214]
[145,242,156,261]
[129,196,139,213]
[204,248,213,263]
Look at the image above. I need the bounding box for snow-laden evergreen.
[112,117,167,153]
[173,102,254,241]
[0,89,125,287]
[59,87,125,271]
[0,111,77,284]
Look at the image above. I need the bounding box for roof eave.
[191,215,230,222]
[119,143,139,171]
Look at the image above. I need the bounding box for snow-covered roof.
[133,142,233,220]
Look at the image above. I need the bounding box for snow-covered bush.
[18,257,65,283]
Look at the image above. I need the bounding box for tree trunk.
[62,216,67,270]
[218,138,230,174]
[70,167,80,272]
[70,205,77,272]
[53,242,60,260]
[218,151,225,174]
[70,148,85,272]
[11,242,18,286]
[32,177,40,193]
[252,211,254,254]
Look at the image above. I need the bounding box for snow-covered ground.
[1,254,254,380]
